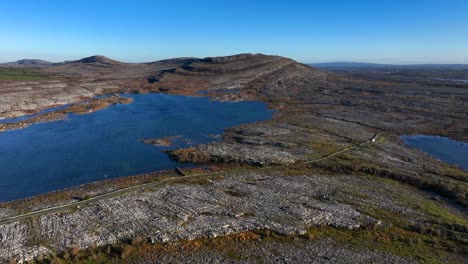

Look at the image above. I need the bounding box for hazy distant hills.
[1,55,124,68]
[311,62,387,68]
[1,59,54,67]
[311,62,468,70]
[4,57,468,70]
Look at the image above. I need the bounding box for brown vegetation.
[313,155,468,207]
[168,147,212,163]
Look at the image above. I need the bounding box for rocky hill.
[150,53,334,98]
[75,55,122,65]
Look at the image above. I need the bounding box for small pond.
[0,94,273,201]
[401,135,468,170]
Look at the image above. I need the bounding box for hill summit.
[77,55,121,65]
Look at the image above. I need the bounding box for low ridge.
[152,53,332,99]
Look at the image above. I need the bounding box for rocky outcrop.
[156,53,312,93]
[169,143,302,166]
[167,122,312,166]
[140,136,182,147]
[178,53,291,74]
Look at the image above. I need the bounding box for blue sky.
[1,0,467,63]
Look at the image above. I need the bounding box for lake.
[436,78,468,83]
[401,135,468,170]
[0,94,273,201]
[449,79,468,83]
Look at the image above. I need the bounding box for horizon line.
[1,54,467,66]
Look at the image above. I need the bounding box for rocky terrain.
[0,95,132,133]
[129,236,417,264]
[1,53,466,140]
[1,169,463,263]
[0,56,190,119]
[0,53,466,263]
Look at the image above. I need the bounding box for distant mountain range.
[310,62,468,70]
[3,57,468,70]
[1,55,124,67]
[1,59,54,67]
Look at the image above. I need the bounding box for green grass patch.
[307,140,349,159]
[399,194,467,227]
[307,226,449,264]
[439,163,468,181]
[0,67,53,81]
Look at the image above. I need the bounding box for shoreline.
[0,164,234,214]
[0,95,133,133]
[0,133,380,221]
[0,86,465,206]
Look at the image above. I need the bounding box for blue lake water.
[0,94,273,201]
[401,135,468,170]
[447,79,468,83]
[436,78,468,83]
[449,79,468,83]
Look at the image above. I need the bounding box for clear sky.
[1,0,467,64]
